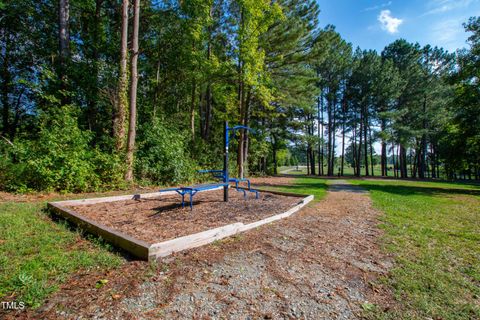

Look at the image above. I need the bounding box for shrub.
[1,107,124,193]
[136,120,196,185]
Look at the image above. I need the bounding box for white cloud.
[362,1,392,12]
[423,0,479,16]
[378,10,403,34]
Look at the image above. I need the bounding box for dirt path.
[14,178,395,319]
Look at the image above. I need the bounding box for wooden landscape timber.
[48,188,313,261]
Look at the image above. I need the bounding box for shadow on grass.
[358,183,480,197]
[43,206,137,261]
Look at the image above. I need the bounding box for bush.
[136,121,196,185]
[1,107,124,193]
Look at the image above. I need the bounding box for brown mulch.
[66,190,301,244]
[6,177,397,319]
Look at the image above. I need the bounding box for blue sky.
[316,0,480,52]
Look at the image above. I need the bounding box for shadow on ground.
[357,184,480,197]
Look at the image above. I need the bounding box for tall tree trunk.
[400,145,407,178]
[330,97,337,176]
[327,97,333,176]
[243,89,251,176]
[203,8,214,140]
[357,111,364,176]
[419,93,428,179]
[272,135,278,175]
[381,119,387,176]
[431,143,436,178]
[320,91,324,175]
[363,107,369,176]
[306,146,310,175]
[190,78,196,140]
[341,98,346,176]
[369,125,374,176]
[236,8,244,179]
[317,90,322,176]
[352,118,358,176]
[86,0,103,136]
[125,0,140,182]
[1,36,10,138]
[114,0,129,152]
[392,144,397,178]
[58,0,70,104]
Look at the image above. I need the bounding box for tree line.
[0,0,478,192]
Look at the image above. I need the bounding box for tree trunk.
[330,97,337,176]
[369,125,374,176]
[341,122,345,176]
[419,93,428,179]
[393,144,397,178]
[86,0,103,136]
[243,89,251,176]
[363,107,369,176]
[320,91,324,175]
[341,98,346,176]
[400,145,407,178]
[327,96,333,176]
[381,120,387,176]
[357,111,363,177]
[58,0,70,104]
[125,0,140,182]
[305,145,310,176]
[317,90,322,176]
[1,36,10,138]
[190,79,196,141]
[431,143,436,178]
[272,136,278,175]
[114,0,129,152]
[352,118,358,176]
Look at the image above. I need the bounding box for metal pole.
[224,121,229,202]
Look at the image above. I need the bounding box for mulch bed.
[66,190,302,244]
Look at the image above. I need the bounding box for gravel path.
[14,178,395,319]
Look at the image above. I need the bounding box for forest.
[0,0,479,192]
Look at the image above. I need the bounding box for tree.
[58,0,70,94]
[114,0,129,152]
[125,0,140,182]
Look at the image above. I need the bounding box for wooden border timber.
[48,188,313,261]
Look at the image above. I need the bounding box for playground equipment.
[159,122,259,209]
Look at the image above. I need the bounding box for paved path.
[328,179,369,194]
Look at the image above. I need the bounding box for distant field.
[350,179,480,319]
[279,165,395,176]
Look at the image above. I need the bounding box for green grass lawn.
[350,179,480,319]
[266,176,328,203]
[0,201,123,308]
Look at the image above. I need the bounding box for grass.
[0,201,123,308]
[278,165,395,177]
[266,176,328,203]
[350,179,480,319]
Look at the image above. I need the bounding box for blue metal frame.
[158,123,258,210]
[228,177,259,199]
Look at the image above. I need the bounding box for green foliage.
[136,121,196,185]
[1,107,124,192]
